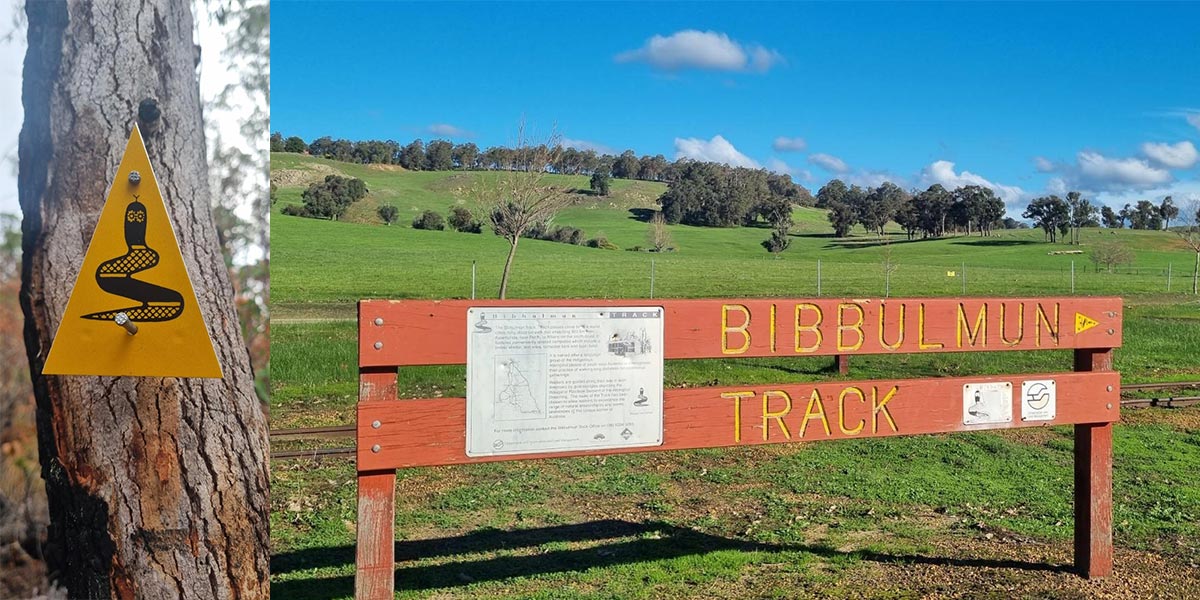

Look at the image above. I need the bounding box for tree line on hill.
[815,180,1012,239]
[810,180,1184,244]
[270,132,810,193]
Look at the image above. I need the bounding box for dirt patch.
[271,161,345,187]
[365,163,406,172]
[1120,406,1200,432]
[861,536,1200,600]
[999,426,1068,447]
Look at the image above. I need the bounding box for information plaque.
[466,306,665,457]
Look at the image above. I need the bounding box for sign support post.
[1073,347,1114,578]
[356,365,398,599]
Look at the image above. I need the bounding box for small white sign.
[1021,379,1057,421]
[963,382,1013,425]
[466,306,665,457]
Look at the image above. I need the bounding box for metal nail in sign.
[42,125,223,378]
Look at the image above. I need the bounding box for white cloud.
[1187,112,1200,133]
[1034,147,1177,193]
[1092,178,1200,216]
[1141,141,1198,170]
[616,30,783,73]
[673,135,759,168]
[919,160,1025,207]
[1046,177,1068,195]
[808,153,849,173]
[844,170,906,189]
[1033,156,1056,173]
[561,137,614,155]
[772,136,807,152]
[1076,151,1172,188]
[427,123,473,138]
[765,158,813,182]
[766,158,791,174]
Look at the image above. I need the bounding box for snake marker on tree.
[41,125,223,378]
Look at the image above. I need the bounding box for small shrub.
[412,210,445,230]
[627,245,644,252]
[762,229,791,255]
[448,206,482,233]
[377,204,399,225]
[281,204,309,217]
[590,171,611,196]
[546,226,584,245]
[522,220,550,240]
[586,235,619,250]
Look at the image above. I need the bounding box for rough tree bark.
[18,1,269,598]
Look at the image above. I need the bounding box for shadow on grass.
[627,207,657,222]
[271,519,1074,597]
[949,238,1040,247]
[566,187,601,197]
[823,236,928,250]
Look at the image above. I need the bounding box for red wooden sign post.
[354,297,1122,599]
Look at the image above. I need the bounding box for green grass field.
[270,153,1200,598]
[272,154,1196,316]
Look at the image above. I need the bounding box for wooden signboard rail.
[355,297,1121,599]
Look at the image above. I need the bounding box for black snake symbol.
[81,197,184,322]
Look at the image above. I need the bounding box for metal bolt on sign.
[114,312,138,335]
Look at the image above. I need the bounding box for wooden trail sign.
[42,126,222,378]
[354,297,1121,599]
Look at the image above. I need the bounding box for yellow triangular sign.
[43,126,222,378]
[1074,312,1099,335]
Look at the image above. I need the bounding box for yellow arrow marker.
[42,126,222,378]
[1074,312,1100,335]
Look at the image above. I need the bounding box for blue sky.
[272,1,1200,215]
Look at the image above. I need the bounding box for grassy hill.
[271,152,1197,314]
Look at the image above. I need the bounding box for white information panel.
[1021,379,1057,421]
[962,381,1013,425]
[466,306,664,457]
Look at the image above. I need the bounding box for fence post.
[1071,260,1076,294]
[357,366,399,599]
[961,262,966,295]
[1167,263,1172,292]
[1073,348,1114,579]
[471,260,477,300]
[817,259,822,297]
[650,259,656,299]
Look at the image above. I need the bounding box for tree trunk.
[1193,251,1198,295]
[499,236,519,299]
[19,2,269,598]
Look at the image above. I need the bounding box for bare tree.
[1089,241,1135,274]
[478,124,568,298]
[18,2,269,598]
[879,236,899,298]
[646,212,674,252]
[1177,199,1200,295]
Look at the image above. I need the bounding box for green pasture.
[270,153,1200,598]
[271,153,1196,315]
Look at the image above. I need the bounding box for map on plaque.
[466,306,665,457]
